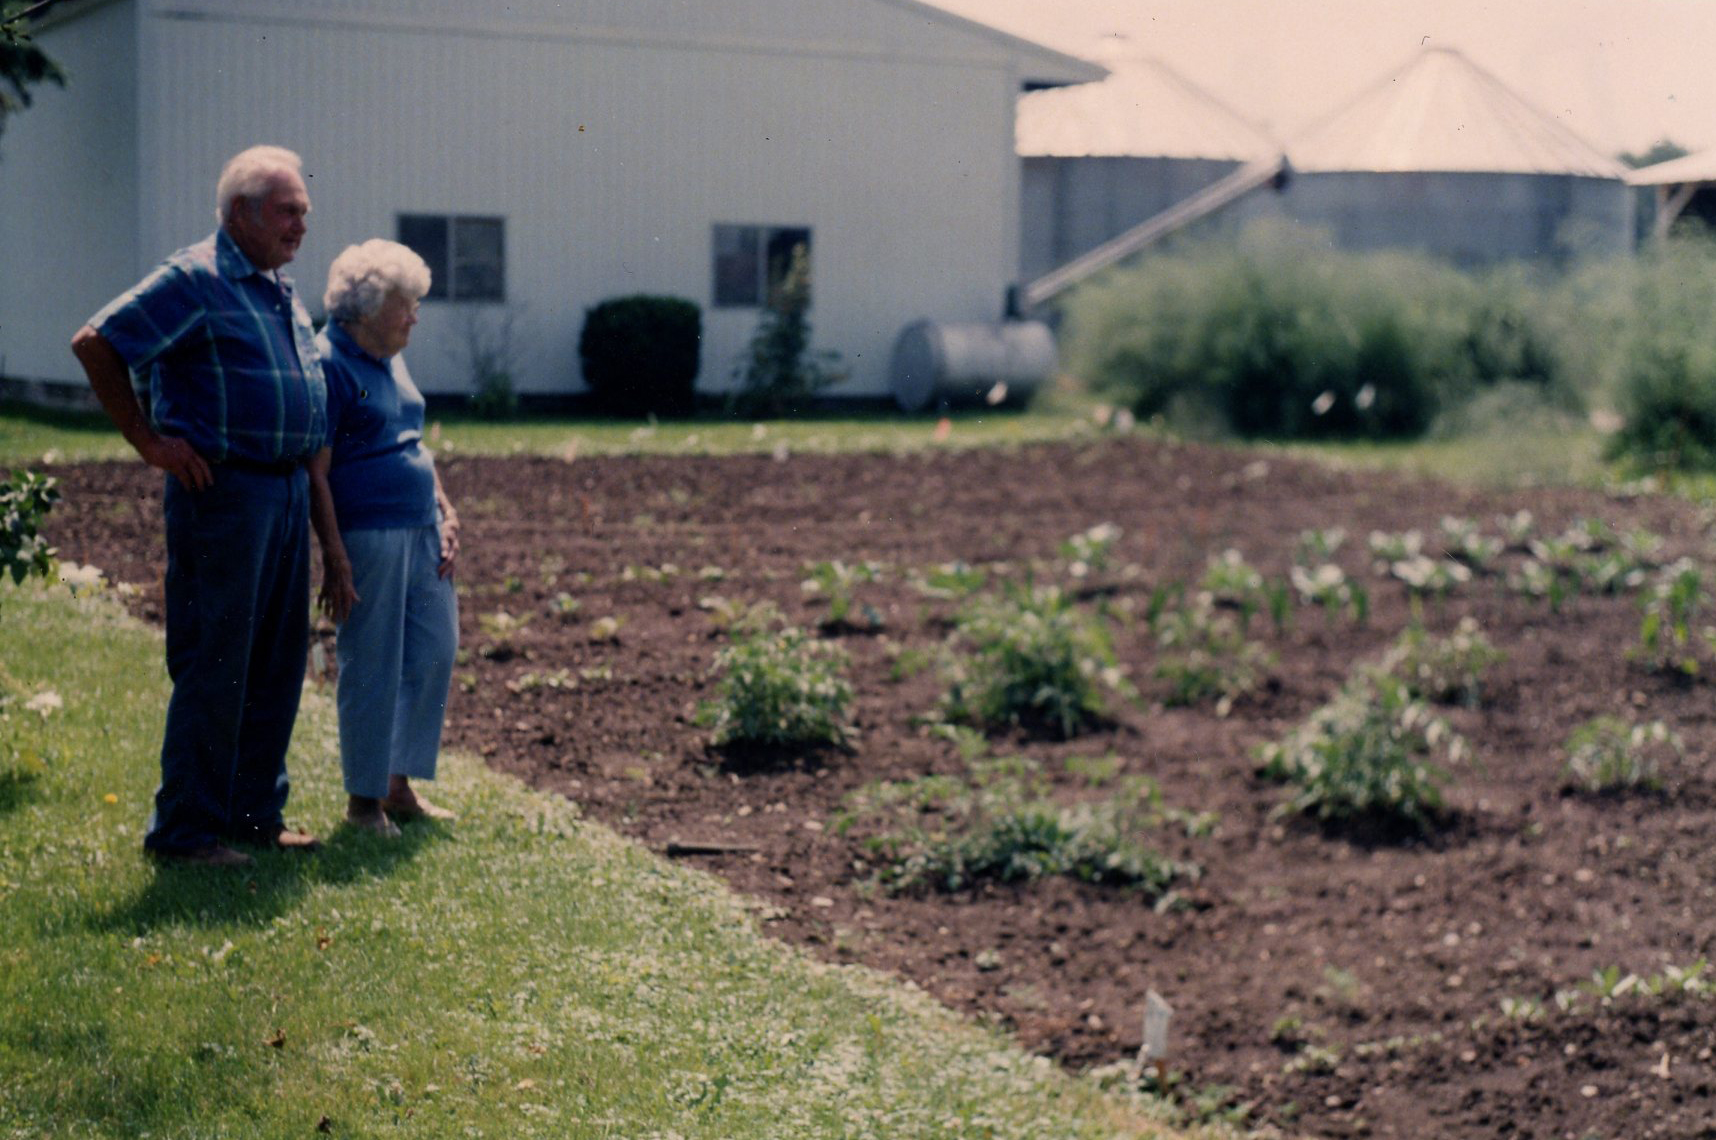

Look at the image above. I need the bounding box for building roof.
[1625,147,1716,186]
[1286,46,1627,178]
[1016,48,1278,160]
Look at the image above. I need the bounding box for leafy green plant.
[1437,516,1503,572]
[1294,527,1347,565]
[1,469,58,601]
[1367,529,1423,569]
[1060,522,1122,579]
[910,560,988,601]
[801,559,885,630]
[697,625,852,748]
[1631,558,1713,675]
[1289,562,1368,625]
[1561,716,1681,793]
[1198,548,1272,631]
[1387,555,1472,600]
[1152,594,1272,716]
[1381,617,1504,707]
[940,583,1129,739]
[1508,557,1577,613]
[697,595,785,637]
[476,608,531,659]
[1258,673,1466,832]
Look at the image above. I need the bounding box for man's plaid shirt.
[90,228,327,464]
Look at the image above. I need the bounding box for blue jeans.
[146,468,311,853]
[334,525,458,798]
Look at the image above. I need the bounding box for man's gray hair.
[215,145,305,225]
[324,239,433,323]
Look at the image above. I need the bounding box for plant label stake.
[1138,989,1173,1077]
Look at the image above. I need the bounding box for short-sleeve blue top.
[315,321,438,533]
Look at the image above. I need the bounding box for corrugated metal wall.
[0,0,139,388]
[1020,155,1245,282]
[1267,171,1633,268]
[18,0,1042,397]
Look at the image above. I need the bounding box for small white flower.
[1311,390,1336,416]
[24,690,63,717]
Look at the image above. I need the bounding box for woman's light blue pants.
[335,524,458,798]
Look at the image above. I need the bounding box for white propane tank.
[889,319,1056,413]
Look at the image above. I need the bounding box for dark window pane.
[765,227,812,306]
[452,216,505,302]
[397,215,449,300]
[712,224,760,307]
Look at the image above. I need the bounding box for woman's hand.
[437,509,460,578]
[319,555,359,624]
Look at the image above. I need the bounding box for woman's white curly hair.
[323,239,432,323]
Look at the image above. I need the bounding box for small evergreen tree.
[729,244,842,418]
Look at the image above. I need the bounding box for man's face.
[226,171,310,271]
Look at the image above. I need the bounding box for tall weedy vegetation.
[1062,220,1575,442]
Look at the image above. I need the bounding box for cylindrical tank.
[889,319,1057,413]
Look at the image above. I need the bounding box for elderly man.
[71,145,328,867]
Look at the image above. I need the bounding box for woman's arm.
[307,447,358,623]
[433,465,460,579]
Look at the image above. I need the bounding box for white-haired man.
[71,144,328,867]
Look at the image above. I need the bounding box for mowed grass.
[0,398,1098,470]
[0,580,1181,1140]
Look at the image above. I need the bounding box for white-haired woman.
[308,239,460,837]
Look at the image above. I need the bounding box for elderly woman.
[308,239,460,837]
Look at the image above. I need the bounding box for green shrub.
[1561,716,1680,794]
[1605,236,1716,470]
[578,294,701,418]
[1258,674,1465,832]
[941,583,1128,739]
[1063,221,1574,441]
[697,626,852,748]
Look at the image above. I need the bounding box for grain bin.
[889,320,1057,413]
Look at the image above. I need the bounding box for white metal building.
[0,0,1100,402]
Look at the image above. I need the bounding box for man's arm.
[71,325,212,491]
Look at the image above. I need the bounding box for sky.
[925,0,1716,160]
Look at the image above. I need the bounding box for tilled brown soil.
[43,437,1716,1140]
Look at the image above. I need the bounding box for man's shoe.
[266,827,323,853]
[149,843,254,868]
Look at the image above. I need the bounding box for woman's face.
[358,291,419,358]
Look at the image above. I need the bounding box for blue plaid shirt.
[89,229,327,464]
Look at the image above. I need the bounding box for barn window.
[397,214,506,302]
[712,224,812,308]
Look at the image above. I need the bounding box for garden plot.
[47,438,1716,1140]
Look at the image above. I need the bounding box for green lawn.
[0,399,1101,470]
[0,580,1184,1140]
